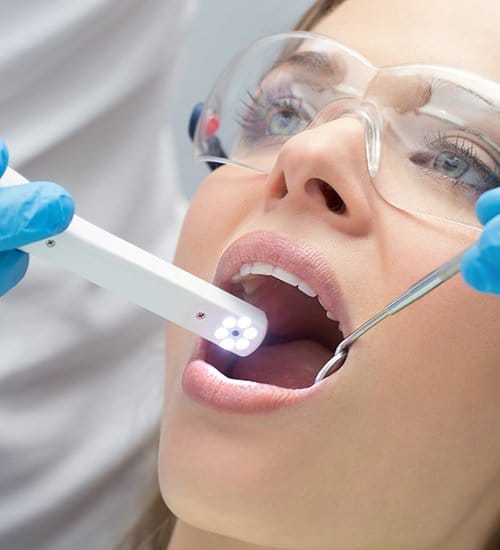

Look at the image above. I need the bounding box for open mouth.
[207,261,345,389]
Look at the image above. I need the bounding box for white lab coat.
[0,1,196,548]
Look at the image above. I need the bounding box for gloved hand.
[461,188,500,295]
[0,139,74,295]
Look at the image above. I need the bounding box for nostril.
[314,178,346,214]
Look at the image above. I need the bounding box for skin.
[159,1,500,548]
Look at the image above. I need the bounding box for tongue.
[229,340,332,389]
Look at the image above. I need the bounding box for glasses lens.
[368,68,500,227]
[194,33,500,229]
[193,32,373,172]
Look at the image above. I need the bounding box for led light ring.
[215,316,260,352]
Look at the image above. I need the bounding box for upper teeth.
[232,262,337,321]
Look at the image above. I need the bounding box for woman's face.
[160,0,500,548]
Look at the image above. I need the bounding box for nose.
[264,105,378,236]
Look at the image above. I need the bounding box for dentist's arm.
[0,140,74,295]
[461,188,500,295]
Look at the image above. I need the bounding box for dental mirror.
[315,247,471,383]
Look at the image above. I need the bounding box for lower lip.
[182,340,324,414]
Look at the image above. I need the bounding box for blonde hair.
[293,0,346,32]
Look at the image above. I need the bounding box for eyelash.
[235,85,304,136]
[424,131,499,185]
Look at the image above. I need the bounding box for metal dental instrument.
[314,248,471,383]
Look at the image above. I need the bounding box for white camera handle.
[0,167,267,357]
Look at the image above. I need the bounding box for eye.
[409,134,500,197]
[267,100,305,137]
[236,87,313,144]
[433,152,469,179]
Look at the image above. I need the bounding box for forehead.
[311,0,500,83]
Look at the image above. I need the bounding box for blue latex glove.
[0,139,74,295]
[461,188,500,295]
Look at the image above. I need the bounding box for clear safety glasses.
[192,32,500,229]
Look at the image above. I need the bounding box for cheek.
[344,214,500,518]
[369,207,500,396]
[173,170,260,279]
[342,210,500,449]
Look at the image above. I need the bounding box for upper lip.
[213,230,351,334]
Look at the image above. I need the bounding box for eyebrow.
[432,77,496,109]
[271,50,339,77]
[284,51,332,71]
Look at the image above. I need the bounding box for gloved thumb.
[476,188,500,225]
[461,237,500,295]
[0,182,75,251]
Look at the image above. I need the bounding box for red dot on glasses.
[205,115,220,137]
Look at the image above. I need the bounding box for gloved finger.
[476,214,500,265]
[0,249,29,296]
[476,188,500,225]
[0,182,74,251]
[0,138,9,178]
[461,245,500,294]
